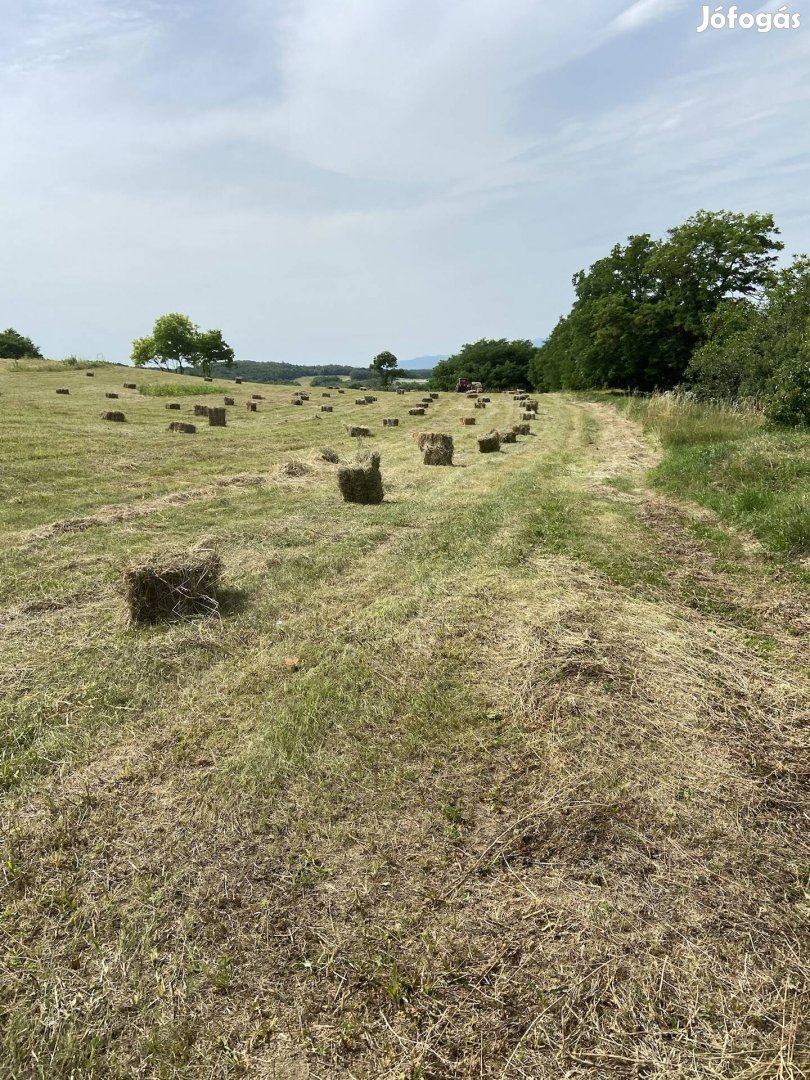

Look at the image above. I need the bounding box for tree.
[131,313,234,376]
[431,339,538,391]
[371,350,399,389]
[0,327,43,359]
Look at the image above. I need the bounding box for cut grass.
[137,381,224,397]
[1,364,808,1077]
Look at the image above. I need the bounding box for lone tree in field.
[0,327,43,360]
[370,350,399,389]
[131,313,235,377]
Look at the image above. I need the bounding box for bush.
[137,383,222,398]
[764,352,810,427]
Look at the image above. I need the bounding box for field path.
[1,373,808,1079]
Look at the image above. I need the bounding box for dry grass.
[1,362,808,1078]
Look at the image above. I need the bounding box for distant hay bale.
[105,392,119,399]
[466,392,478,399]
[251,394,263,400]
[396,388,405,395]
[203,377,213,382]
[208,407,226,427]
[421,433,454,466]
[224,396,235,405]
[513,393,528,402]
[320,447,340,463]
[477,431,500,453]
[55,388,70,395]
[168,421,196,434]
[193,404,210,417]
[337,450,384,504]
[100,411,126,422]
[299,392,310,401]
[383,417,399,427]
[500,430,517,443]
[280,459,311,477]
[409,407,425,416]
[481,397,491,403]
[321,405,333,412]
[338,389,345,394]
[365,395,377,403]
[123,382,137,389]
[246,402,257,412]
[429,392,439,399]
[474,401,486,409]
[526,399,539,410]
[347,425,370,437]
[322,392,331,397]
[235,378,242,384]
[123,548,222,625]
[460,416,476,426]
[355,398,368,405]
[521,411,536,421]
[513,423,530,435]
[85,371,95,377]
[292,398,303,405]
[166,402,181,410]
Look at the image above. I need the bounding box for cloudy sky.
[1,0,809,365]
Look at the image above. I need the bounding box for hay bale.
[382,417,399,427]
[396,388,405,395]
[365,395,377,403]
[299,393,310,401]
[208,407,227,427]
[409,407,425,416]
[460,416,476,426]
[474,400,486,409]
[526,399,539,411]
[292,398,303,405]
[322,392,331,397]
[224,396,235,405]
[429,392,439,399]
[477,431,500,453]
[347,425,370,437]
[168,421,196,434]
[55,388,70,395]
[100,411,126,422]
[251,394,263,400]
[123,382,137,389]
[466,392,478,399]
[321,405,333,413]
[513,423,530,435]
[85,371,95,377]
[421,433,454,466]
[338,389,345,394]
[193,404,210,417]
[105,392,119,399]
[166,402,181,410]
[123,548,222,625]
[481,397,491,403]
[246,401,257,412]
[521,411,536,421]
[320,447,340,463]
[355,398,368,405]
[337,450,383,504]
[235,378,242,384]
[500,430,517,444]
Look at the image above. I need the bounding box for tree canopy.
[530,210,783,393]
[131,313,234,376]
[0,327,43,360]
[431,338,537,391]
[370,350,399,389]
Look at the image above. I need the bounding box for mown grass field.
[1,361,808,1079]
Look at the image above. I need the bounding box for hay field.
[1,361,808,1078]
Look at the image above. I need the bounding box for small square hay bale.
[513,423,530,435]
[224,396,235,405]
[526,399,539,410]
[123,548,222,625]
[166,402,181,410]
[474,400,486,409]
[105,392,119,399]
[409,407,425,416]
[299,393,310,401]
[421,433,454,466]
[321,447,340,463]
[466,392,478,399]
[338,388,345,394]
[396,388,405,395]
[246,401,257,412]
[124,382,137,389]
[337,450,384,504]
[513,393,527,401]
[322,392,331,397]
[235,377,243,384]
[204,377,213,382]
[100,411,126,422]
[56,388,70,395]
[251,393,263,400]
[500,430,517,443]
[168,421,196,434]
[193,404,210,417]
[382,417,399,427]
[477,431,500,453]
[429,392,439,399]
[481,397,491,403]
[208,407,227,427]
[292,398,303,405]
[364,395,377,403]
[355,398,368,405]
[347,425,370,437]
[460,416,476,426]
[521,411,536,421]
[321,404,333,412]
[85,371,95,377]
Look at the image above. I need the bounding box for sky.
[1,0,809,366]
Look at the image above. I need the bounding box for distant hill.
[398,354,448,371]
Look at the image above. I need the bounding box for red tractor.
[455,378,483,393]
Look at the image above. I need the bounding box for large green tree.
[0,327,43,360]
[431,338,537,391]
[530,210,783,393]
[370,350,399,389]
[131,313,234,376]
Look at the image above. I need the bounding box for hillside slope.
[1,363,808,1078]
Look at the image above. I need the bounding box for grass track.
[1,362,808,1078]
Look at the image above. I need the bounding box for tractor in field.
[455,378,483,393]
